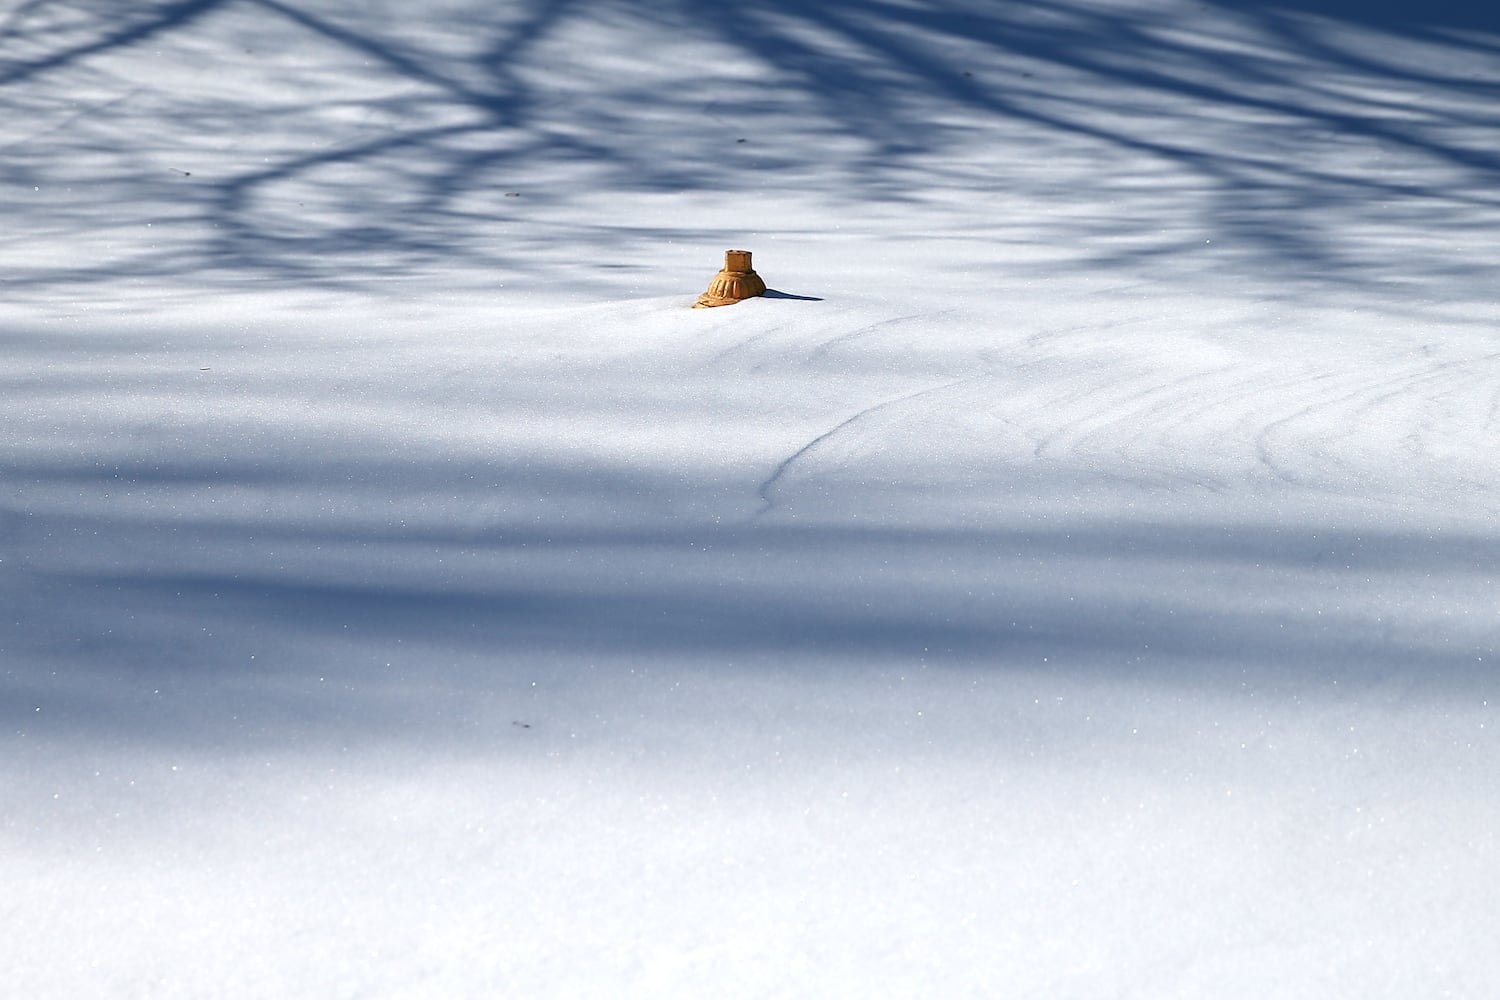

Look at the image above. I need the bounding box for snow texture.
[3,0,1499,996]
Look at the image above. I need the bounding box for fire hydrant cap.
[695,249,767,308]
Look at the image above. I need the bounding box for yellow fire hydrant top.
[695,249,767,308]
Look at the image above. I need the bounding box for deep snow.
[4,1,1500,996]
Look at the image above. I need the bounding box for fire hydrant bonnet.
[695,249,767,308]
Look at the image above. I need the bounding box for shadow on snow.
[1,0,1499,297]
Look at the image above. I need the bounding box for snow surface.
[4,0,1500,995]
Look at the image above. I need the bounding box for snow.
[3,0,1499,995]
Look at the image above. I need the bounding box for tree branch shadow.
[3,0,1500,301]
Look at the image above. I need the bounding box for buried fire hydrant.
[694,249,767,308]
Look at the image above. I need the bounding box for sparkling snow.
[3,0,1499,996]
